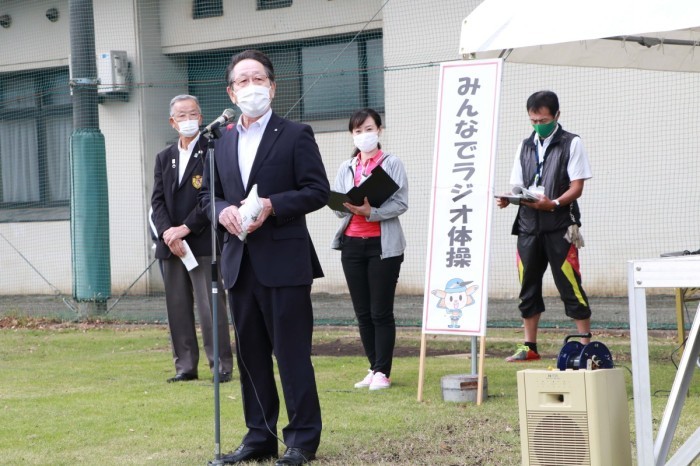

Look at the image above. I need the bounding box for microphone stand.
[203,126,225,466]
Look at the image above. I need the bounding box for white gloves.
[564,224,585,249]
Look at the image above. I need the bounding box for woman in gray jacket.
[331,108,408,391]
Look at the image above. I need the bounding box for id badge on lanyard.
[528,143,546,195]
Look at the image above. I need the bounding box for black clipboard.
[327,191,353,212]
[327,165,400,212]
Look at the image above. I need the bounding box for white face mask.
[235,84,271,118]
[176,119,199,137]
[353,131,379,153]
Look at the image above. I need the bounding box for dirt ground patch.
[311,338,468,358]
[0,316,678,360]
[0,316,117,330]
[0,317,469,357]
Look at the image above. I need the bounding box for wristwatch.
[552,199,561,210]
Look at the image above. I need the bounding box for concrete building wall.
[0,0,72,295]
[2,0,695,297]
[0,0,70,73]
[159,0,382,53]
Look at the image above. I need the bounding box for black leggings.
[341,235,403,377]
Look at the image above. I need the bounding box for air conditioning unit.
[97,51,128,94]
[517,368,632,466]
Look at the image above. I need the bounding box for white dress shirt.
[236,109,272,188]
[178,135,201,184]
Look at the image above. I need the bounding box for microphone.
[201,108,235,135]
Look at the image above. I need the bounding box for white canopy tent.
[458,2,700,465]
[459,0,700,72]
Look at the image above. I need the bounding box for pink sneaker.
[369,371,391,390]
[354,370,374,388]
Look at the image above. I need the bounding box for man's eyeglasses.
[173,112,200,121]
[231,74,268,88]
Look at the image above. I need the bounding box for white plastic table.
[627,256,700,466]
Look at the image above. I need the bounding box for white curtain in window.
[0,120,39,203]
[45,116,72,202]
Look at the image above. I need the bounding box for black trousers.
[516,230,591,320]
[341,236,403,377]
[228,249,322,453]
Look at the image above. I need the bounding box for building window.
[186,30,384,127]
[257,0,293,10]
[0,68,72,218]
[193,0,223,19]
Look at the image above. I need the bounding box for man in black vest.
[496,90,592,362]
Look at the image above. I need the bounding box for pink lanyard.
[353,150,383,187]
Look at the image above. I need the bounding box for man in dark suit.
[199,51,329,466]
[151,94,234,384]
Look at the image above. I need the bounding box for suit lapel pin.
[171,158,176,168]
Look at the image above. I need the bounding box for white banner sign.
[421,59,503,336]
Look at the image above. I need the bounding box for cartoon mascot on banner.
[432,278,479,329]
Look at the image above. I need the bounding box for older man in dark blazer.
[151,94,234,384]
[200,51,329,466]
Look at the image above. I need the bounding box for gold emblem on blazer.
[192,175,202,189]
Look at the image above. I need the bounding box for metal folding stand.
[627,256,700,466]
[658,304,700,466]
[203,126,225,466]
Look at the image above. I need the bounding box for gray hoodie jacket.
[331,151,408,259]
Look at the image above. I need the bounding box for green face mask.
[532,120,557,138]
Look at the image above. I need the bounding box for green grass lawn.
[0,322,698,465]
